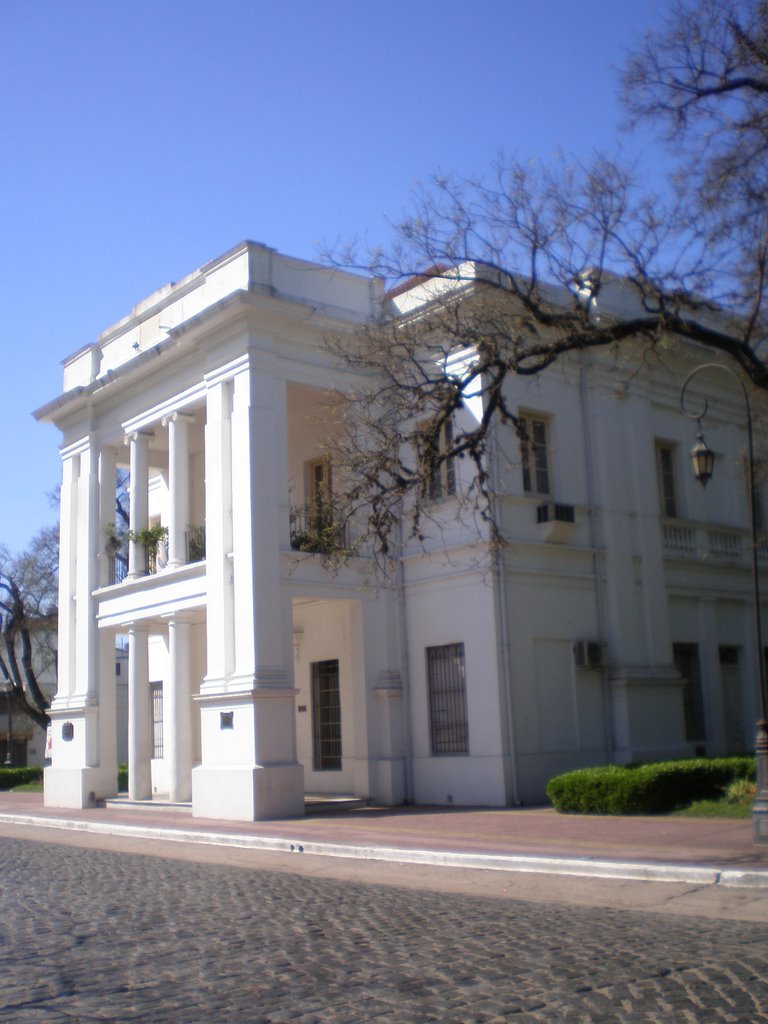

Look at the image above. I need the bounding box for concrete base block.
[43,766,118,809]
[192,762,305,821]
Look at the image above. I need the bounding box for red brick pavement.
[0,792,766,871]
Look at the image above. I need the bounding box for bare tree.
[324,1,768,562]
[0,527,58,731]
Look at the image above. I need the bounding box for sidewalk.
[1,792,766,888]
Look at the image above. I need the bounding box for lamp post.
[681,363,768,845]
[3,681,13,768]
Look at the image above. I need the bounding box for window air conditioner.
[573,640,604,669]
[536,502,575,524]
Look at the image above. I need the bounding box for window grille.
[427,643,469,755]
[673,643,705,742]
[657,443,679,518]
[311,660,342,770]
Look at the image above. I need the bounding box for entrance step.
[305,794,369,814]
[102,796,192,814]
[100,793,368,815]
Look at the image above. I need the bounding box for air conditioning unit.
[536,502,576,543]
[573,640,604,669]
[536,502,575,524]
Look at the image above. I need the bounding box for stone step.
[100,793,368,815]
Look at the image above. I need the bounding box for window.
[519,414,551,496]
[422,420,456,501]
[656,443,679,518]
[719,646,744,753]
[673,643,705,743]
[150,681,164,758]
[307,457,332,530]
[311,660,342,770]
[427,643,469,755]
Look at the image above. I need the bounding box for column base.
[368,757,406,806]
[43,765,118,809]
[191,763,305,821]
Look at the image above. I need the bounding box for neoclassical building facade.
[35,242,763,819]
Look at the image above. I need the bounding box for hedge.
[546,757,755,815]
[0,766,44,791]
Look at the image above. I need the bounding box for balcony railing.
[289,506,349,555]
[185,526,206,563]
[661,519,765,564]
[106,527,206,585]
[108,553,129,586]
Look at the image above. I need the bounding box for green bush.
[0,766,44,791]
[117,764,128,792]
[546,757,755,815]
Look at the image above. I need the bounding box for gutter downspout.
[489,421,521,806]
[396,531,416,804]
[578,351,615,762]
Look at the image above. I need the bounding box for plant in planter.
[128,523,168,574]
[104,521,126,555]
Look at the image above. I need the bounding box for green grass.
[10,781,43,793]
[672,798,752,818]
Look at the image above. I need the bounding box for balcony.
[661,519,767,564]
[289,506,349,556]
[106,525,205,585]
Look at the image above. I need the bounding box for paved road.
[1,837,767,1024]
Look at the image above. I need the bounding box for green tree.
[0,526,58,730]
[325,0,768,560]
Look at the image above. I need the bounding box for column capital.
[124,429,154,446]
[162,410,196,428]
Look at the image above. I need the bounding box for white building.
[35,241,762,819]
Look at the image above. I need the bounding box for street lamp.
[3,681,13,768]
[681,363,768,845]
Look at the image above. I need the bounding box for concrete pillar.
[75,441,100,707]
[57,449,79,700]
[98,447,117,588]
[203,378,234,684]
[126,431,151,578]
[127,623,152,800]
[193,360,303,821]
[166,614,193,802]
[164,412,192,569]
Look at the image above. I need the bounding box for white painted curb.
[2,811,766,887]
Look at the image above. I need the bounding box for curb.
[2,811,767,888]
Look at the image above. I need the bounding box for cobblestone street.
[1,836,766,1023]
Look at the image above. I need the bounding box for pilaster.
[127,623,152,800]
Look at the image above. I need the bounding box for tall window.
[519,414,551,496]
[673,643,705,743]
[307,457,332,530]
[311,660,342,770]
[427,643,469,755]
[422,420,456,501]
[150,681,164,758]
[656,443,679,518]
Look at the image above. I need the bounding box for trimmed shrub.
[546,757,755,815]
[117,764,128,792]
[0,766,44,791]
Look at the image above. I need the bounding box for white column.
[75,441,100,706]
[203,378,234,685]
[164,412,192,569]
[127,623,152,800]
[56,451,79,700]
[192,361,303,821]
[126,431,151,578]
[230,367,286,683]
[98,447,117,588]
[166,614,193,802]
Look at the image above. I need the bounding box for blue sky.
[1,0,668,554]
